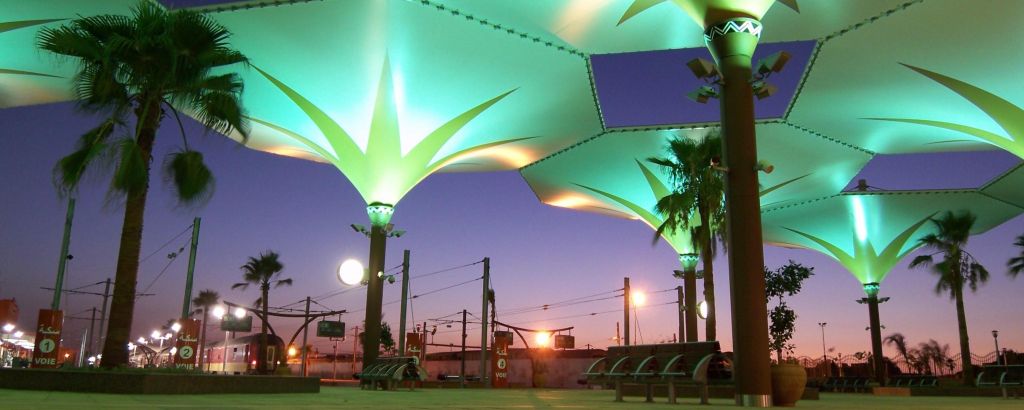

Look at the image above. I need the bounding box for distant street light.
[211,306,226,319]
[13,331,23,338]
[992,330,1002,366]
[171,322,182,333]
[2,324,13,333]
[534,332,551,348]
[233,307,246,319]
[630,290,647,307]
[338,259,365,286]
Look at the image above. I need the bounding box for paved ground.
[0,387,1020,409]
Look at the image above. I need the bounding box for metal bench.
[583,342,731,404]
[978,365,1024,399]
[359,356,427,390]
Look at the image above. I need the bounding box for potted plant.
[766,261,814,407]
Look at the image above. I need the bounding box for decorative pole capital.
[703,17,762,64]
[863,282,880,298]
[679,253,700,271]
[366,202,395,228]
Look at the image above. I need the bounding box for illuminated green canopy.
[520,123,871,254]
[761,189,1024,285]
[0,1,138,108]
[201,1,602,207]
[441,1,1024,159]
[1,0,602,210]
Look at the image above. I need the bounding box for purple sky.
[3,101,1022,361]
[591,41,816,127]
[1,2,1022,361]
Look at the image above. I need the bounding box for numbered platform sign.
[173,319,202,369]
[31,309,63,368]
[492,332,512,388]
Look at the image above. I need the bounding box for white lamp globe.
[212,305,226,319]
[233,307,247,319]
[338,259,365,286]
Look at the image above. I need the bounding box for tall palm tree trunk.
[953,283,974,385]
[260,283,269,374]
[199,308,209,370]
[699,203,716,341]
[100,98,160,368]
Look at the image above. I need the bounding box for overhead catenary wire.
[139,223,194,264]
[137,238,191,297]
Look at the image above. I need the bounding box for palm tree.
[38,2,249,368]
[192,289,220,370]
[909,210,989,385]
[648,134,725,341]
[233,251,290,374]
[884,333,910,370]
[1008,234,1024,277]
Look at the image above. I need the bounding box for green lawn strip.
[0,388,1019,409]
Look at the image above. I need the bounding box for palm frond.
[274,278,293,288]
[163,150,215,206]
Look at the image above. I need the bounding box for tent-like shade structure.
[440,1,1024,160]
[2,0,603,211]
[0,1,140,108]
[201,0,601,209]
[762,189,1024,285]
[521,123,872,253]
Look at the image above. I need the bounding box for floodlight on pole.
[151,330,161,339]
[211,305,226,319]
[755,51,791,76]
[630,290,647,307]
[687,58,719,79]
[233,307,246,319]
[339,259,365,286]
[535,332,551,348]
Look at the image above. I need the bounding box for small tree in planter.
[765,260,815,363]
[765,260,815,407]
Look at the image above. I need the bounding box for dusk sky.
[1,0,1022,364]
[3,99,1022,361]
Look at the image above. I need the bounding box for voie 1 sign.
[31,309,63,368]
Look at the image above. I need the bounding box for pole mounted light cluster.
[684,50,791,104]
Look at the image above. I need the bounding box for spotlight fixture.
[350,224,369,234]
[751,80,778,100]
[755,160,774,174]
[687,85,719,104]
[756,51,791,76]
[686,58,719,79]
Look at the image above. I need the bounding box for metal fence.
[792,350,1015,379]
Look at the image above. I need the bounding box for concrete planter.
[0,368,319,394]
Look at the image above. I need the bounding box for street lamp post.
[857,283,889,386]
[992,330,1001,366]
[818,322,828,375]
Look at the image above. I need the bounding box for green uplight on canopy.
[199,0,602,370]
[764,190,1023,286]
[762,187,1024,386]
[521,123,871,251]
[203,0,601,210]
